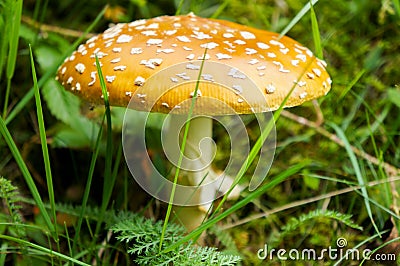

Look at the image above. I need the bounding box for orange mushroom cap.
[56,13,331,115]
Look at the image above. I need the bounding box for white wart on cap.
[56,13,332,114]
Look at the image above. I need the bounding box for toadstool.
[56,13,332,232]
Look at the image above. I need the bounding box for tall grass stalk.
[365,112,393,208]
[338,70,365,100]
[329,123,380,235]
[210,0,230,18]
[159,49,208,250]
[29,45,59,244]
[0,235,90,266]
[279,0,319,38]
[310,1,323,59]
[175,0,185,15]
[0,243,7,265]
[2,0,23,118]
[92,56,118,250]
[393,0,400,18]
[0,117,55,236]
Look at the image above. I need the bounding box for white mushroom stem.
[164,115,241,232]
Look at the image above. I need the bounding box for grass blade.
[393,0,400,18]
[175,0,185,15]
[29,45,58,242]
[95,55,113,207]
[0,6,9,81]
[328,122,380,235]
[338,69,365,100]
[5,0,22,80]
[2,0,23,118]
[159,48,208,250]
[0,117,55,236]
[0,235,90,266]
[93,55,116,245]
[0,243,7,265]
[309,1,323,59]
[211,0,230,18]
[279,0,319,37]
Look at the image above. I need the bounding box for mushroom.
[56,13,332,231]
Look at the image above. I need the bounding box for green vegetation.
[1,0,399,265]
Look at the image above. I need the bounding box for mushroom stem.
[164,115,215,231]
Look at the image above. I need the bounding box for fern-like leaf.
[110,212,241,265]
[0,177,26,237]
[281,209,363,234]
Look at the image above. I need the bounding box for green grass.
[0,0,399,265]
